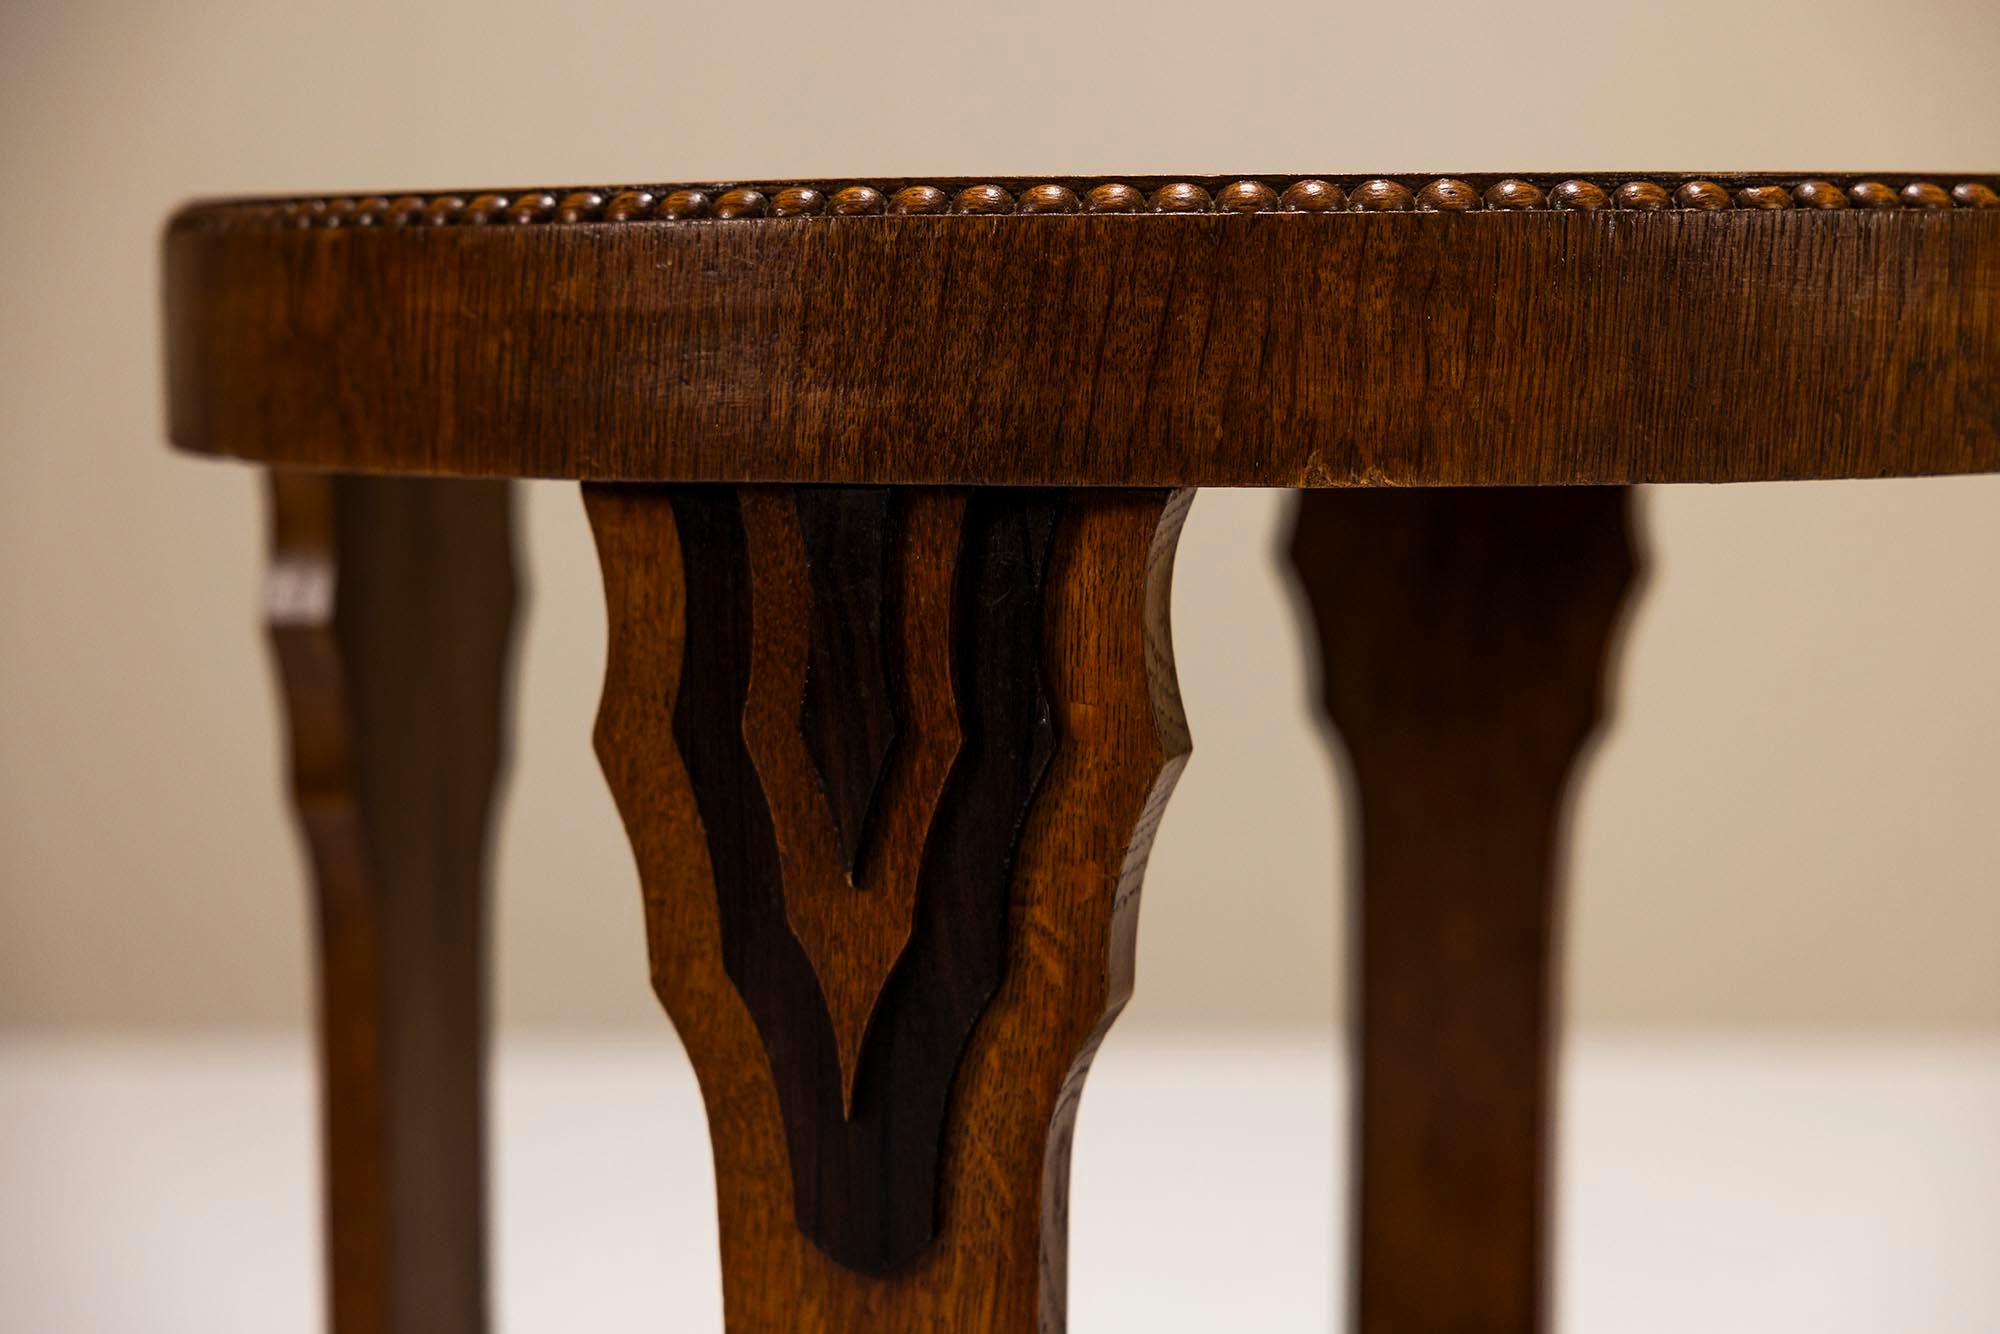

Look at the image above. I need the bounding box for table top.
[163,173,2000,488]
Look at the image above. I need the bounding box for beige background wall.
[3,0,1998,1036]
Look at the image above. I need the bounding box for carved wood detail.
[264,471,517,1334]
[166,186,2000,490]
[587,484,1191,1324]
[791,486,903,879]
[730,489,973,1111]
[151,126,2000,1334]
[173,174,2000,229]
[1287,487,1640,1334]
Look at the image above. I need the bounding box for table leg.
[1286,487,1641,1334]
[264,472,518,1334]
[586,484,1192,1331]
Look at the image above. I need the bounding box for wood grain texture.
[588,484,1190,1324]
[1287,487,1639,1334]
[594,484,1060,1270]
[165,174,2000,487]
[175,173,2000,229]
[739,487,966,1114]
[792,487,901,879]
[264,472,517,1334]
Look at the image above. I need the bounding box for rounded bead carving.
[1417,179,1479,211]
[1484,179,1544,211]
[1149,183,1212,213]
[1216,180,1279,213]
[1086,183,1146,213]
[557,191,606,223]
[1018,184,1080,214]
[1676,181,1731,211]
[1847,181,1900,209]
[384,195,427,225]
[889,186,948,215]
[955,185,1015,214]
[711,189,768,219]
[462,194,510,224]
[603,191,656,221]
[1900,181,1953,210]
[1351,179,1415,212]
[1791,180,1848,210]
[178,175,2000,232]
[659,190,712,219]
[1551,180,1609,210]
[829,186,887,215]
[1734,184,1793,210]
[1614,181,1670,210]
[771,187,826,217]
[507,193,559,224]
[1281,179,1346,212]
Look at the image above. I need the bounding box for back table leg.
[264,472,518,1334]
[1286,487,1641,1334]
[586,484,1192,1332]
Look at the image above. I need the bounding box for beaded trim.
[174,175,2000,230]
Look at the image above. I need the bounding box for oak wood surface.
[738,487,970,1117]
[1288,487,1640,1334]
[168,167,2000,1333]
[588,484,1190,1327]
[264,472,517,1334]
[166,173,2000,488]
[789,486,903,880]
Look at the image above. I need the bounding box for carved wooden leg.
[587,484,1191,1331]
[1286,487,1640,1334]
[265,472,517,1334]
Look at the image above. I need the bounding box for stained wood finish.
[737,488,972,1116]
[264,472,517,1334]
[161,165,2000,1333]
[588,484,1191,1324]
[1287,488,1640,1334]
[792,487,900,879]
[165,172,2000,487]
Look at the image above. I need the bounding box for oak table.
[163,172,2000,1334]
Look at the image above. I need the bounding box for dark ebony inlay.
[794,487,900,879]
[668,486,1063,1273]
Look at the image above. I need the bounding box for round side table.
[163,172,2000,1334]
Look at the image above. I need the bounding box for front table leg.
[265,472,517,1334]
[586,485,1192,1331]
[1287,488,1641,1334]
